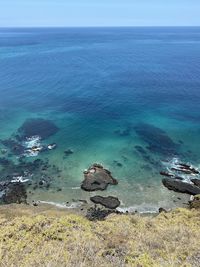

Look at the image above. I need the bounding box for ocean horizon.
[0,26,200,212]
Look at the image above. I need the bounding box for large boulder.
[162,178,200,195]
[90,196,120,209]
[81,164,118,191]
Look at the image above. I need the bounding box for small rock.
[64,149,73,156]
[159,207,167,213]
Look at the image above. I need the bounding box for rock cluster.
[161,161,200,195]
[86,206,121,221]
[81,163,121,217]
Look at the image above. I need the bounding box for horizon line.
[0,25,200,29]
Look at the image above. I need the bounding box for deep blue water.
[0,27,200,212]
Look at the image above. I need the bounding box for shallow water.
[0,27,200,212]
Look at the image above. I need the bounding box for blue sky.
[0,0,200,27]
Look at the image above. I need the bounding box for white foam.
[11,176,29,183]
[23,135,43,157]
[71,187,80,190]
[23,135,41,148]
[162,157,200,183]
[116,203,163,214]
[39,200,82,209]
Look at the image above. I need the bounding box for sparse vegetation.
[0,205,200,267]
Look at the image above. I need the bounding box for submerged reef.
[0,156,62,204]
[1,118,59,157]
[134,123,179,156]
[17,118,59,140]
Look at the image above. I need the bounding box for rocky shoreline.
[0,117,200,220]
[1,158,200,221]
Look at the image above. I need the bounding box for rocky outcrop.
[162,178,200,195]
[0,181,27,204]
[158,207,167,213]
[189,195,200,209]
[90,196,120,209]
[81,164,118,191]
[86,207,120,221]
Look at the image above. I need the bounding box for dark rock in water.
[160,171,174,177]
[1,139,25,155]
[172,162,199,175]
[39,180,44,186]
[0,157,10,166]
[81,164,118,191]
[64,149,74,156]
[113,160,123,167]
[158,207,167,213]
[90,196,120,209]
[162,178,200,195]
[0,181,27,204]
[160,170,184,180]
[134,123,179,155]
[86,207,118,221]
[171,167,198,175]
[191,179,200,188]
[57,188,62,192]
[18,118,58,140]
[175,162,191,169]
[174,176,184,181]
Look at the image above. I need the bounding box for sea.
[0,27,200,212]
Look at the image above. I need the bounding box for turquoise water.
[0,27,200,212]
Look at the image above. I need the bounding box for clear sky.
[0,0,200,27]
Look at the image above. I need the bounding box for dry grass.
[0,205,200,267]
